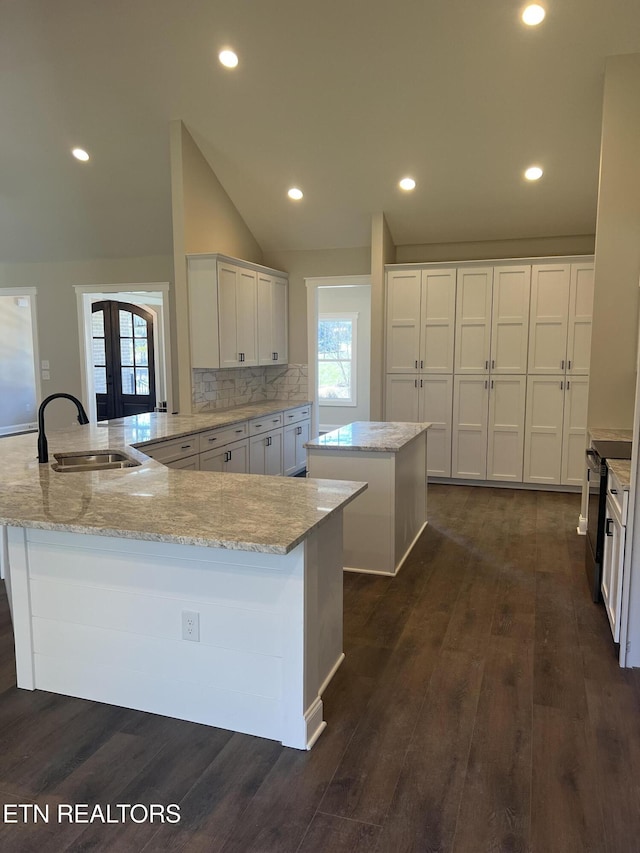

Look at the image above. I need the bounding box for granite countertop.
[607,459,632,490]
[305,421,431,452]
[0,401,367,554]
[588,427,633,444]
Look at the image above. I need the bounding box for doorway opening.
[306,276,371,437]
[75,283,172,423]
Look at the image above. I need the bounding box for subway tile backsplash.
[192,364,308,412]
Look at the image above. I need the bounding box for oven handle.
[586,448,604,475]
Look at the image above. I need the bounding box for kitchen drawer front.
[282,405,311,426]
[142,435,200,464]
[249,413,283,436]
[198,422,248,452]
[607,469,629,526]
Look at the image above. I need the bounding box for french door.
[91,300,156,421]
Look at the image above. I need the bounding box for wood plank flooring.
[1,485,640,852]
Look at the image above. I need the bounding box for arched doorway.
[91,300,157,420]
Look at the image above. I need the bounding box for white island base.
[306,423,429,576]
[5,515,344,750]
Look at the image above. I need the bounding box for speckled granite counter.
[305,421,431,453]
[588,427,633,444]
[0,402,364,554]
[607,458,632,490]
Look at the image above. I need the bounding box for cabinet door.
[602,499,624,642]
[528,265,571,374]
[386,270,421,373]
[487,375,526,482]
[295,420,310,470]
[452,375,489,479]
[490,266,531,374]
[283,423,302,475]
[236,269,258,366]
[454,267,493,374]
[187,256,220,369]
[561,376,589,486]
[166,454,200,471]
[266,428,284,476]
[249,433,267,474]
[420,268,456,373]
[523,376,565,484]
[218,263,240,368]
[199,445,226,472]
[385,374,420,422]
[257,274,288,366]
[226,439,249,473]
[419,375,453,477]
[566,263,594,375]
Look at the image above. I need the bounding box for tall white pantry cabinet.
[384,258,594,487]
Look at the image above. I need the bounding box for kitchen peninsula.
[306,421,430,576]
[0,402,366,750]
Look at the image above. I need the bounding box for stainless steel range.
[585,438,632,602]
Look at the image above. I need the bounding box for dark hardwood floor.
[1,484,640,852]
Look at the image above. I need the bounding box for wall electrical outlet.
[181,610,200,642]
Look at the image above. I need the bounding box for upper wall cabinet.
[527,262,594,375]
[187,254,289,370]
[257,273,288,365]
[386,267,456,373]
[454,265,531,375]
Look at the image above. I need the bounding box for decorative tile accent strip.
[192,364,308,412]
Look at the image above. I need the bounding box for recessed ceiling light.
[524,165,543,181]
[71,147,90,162]
[219,49,239,68]
[399,177,416,191]
[522,4,546,26]
[288,187,303,200]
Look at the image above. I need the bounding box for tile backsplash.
[192,363,309,412]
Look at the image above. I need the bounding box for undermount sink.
[51,450,141,473]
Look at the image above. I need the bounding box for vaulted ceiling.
[2,0,640,263]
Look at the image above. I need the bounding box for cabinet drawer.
[282,405,311,426]
[142,435,199,464]
[608,469,629,526]
[198,422,248,452]
[249,413,283,436]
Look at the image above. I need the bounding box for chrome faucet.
[37,393,90,463]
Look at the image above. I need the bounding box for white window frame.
[0,287,41,436]
[317,311,359,407]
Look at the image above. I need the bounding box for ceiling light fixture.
[219,49,239,68]
[399,177,416,191]
[524,165,543,181]
[522,4,546,26]
[71,147,90,162]
[287,187,303,200]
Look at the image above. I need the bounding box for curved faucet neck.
[37,393,90,464]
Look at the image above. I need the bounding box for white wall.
[0,255,173,430]
[317,286,371,430]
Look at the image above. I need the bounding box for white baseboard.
[344,520,428,577]
[318,652,345,696]
[577,515,588,535]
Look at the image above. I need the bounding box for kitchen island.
[0,405,366,750]
[306,422,430,576]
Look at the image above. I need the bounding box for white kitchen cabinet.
[218,263,258,368]
[489,266,531,374]
[523,376,565,484]
[385,374,421,422]
[258,273,288,365]
[166,454,200,470]
[188,254,288,371]
[454,267,493,374]
[566,263,594,375]
[527,262,594,376]
[284,418,310,476]
[561,376,589,486]
[200,438,249,473]
[452,375,489,479]
[385,374,453,477]
[602,467,628,643]
[249,428,284,476]
[452,374,525,481]
[386,268,456,374]
[486,375,527,481]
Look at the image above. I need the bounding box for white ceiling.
[2,0,640,263]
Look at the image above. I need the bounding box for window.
[317,313,358,406]
[0,289,40,436]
